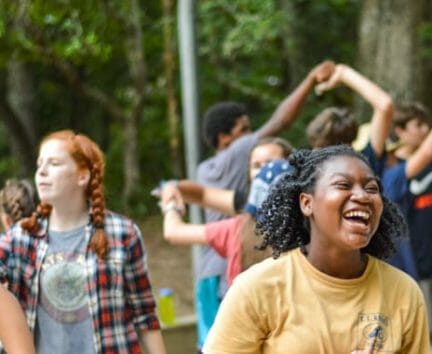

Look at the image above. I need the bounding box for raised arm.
[405,130,432,179]
[0,287,35,354]
[256,60,335,138]
[316,64,394,157]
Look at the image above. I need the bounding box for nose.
[350,186,370,203]
[36,162,47,176]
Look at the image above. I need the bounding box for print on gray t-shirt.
[35,225,96,354]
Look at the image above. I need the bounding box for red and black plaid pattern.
[0,211,160,353]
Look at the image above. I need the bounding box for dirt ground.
[139,215,195,317]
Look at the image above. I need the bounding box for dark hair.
[202,101,247,149]
[0,179,37,223]
[306,107,358,148]
[393,102,430,129]
[256,145,407,259]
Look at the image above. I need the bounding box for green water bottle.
[158,288,176,326]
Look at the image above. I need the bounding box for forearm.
[257,72,316,138]
[405,130,432,179]
[139,329,166,354]
[0,288,35,354]
[339,65,393,156]
[163,210,207,245]
[338,65,393,112]
[257,60,334,138]
[177,180,204,204]
[178,180,236,215]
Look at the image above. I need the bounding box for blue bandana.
[244,159,292,218]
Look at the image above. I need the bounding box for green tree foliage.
[0,0,394,216]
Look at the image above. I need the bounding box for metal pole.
[178,0,201,282]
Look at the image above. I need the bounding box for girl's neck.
[301,245,368,279]
[49,202,89,232]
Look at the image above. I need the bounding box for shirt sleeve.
[381,161,415,216]
[205,217,240,258]
[0,231,12,282]
[124,222,160,330]
[400,287,430,353]
[361,142,386,177]
[382,162,409,202]
[203,274,266,354]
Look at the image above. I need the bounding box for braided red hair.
[21,130,108,258]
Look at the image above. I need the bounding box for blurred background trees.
[0,0,431,216]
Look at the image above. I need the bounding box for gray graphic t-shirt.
[35,225,96,354]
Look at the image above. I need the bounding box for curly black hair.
[256,144,407,260]
[202,101,247,149]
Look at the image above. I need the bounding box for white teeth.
[344,211,370,220]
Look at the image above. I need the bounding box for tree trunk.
[276,0,305,88]
[162,0,183,178]
[3,0,37,176]
[358,0,432,118]
[122,0,147,204]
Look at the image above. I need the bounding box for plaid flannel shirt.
[0,211,160,354]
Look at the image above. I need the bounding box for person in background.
[157,137,293,217]
[195,61,334,350]
[381,102,432,328]
[0,286,35,354]
[203,145,429,354]
[155,138,292,283]
[0,130,165,354]
[161,159,291,286]
[0,179,37,232]
[308,63,394,175]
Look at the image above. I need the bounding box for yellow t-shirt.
[203,247,429,354]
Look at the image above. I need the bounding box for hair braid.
[87,162,108,259]
[21,202,52,234]
[0,179,37,225]
[31,130,109,258]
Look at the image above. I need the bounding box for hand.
[315,63,348,95]
[349,338,376,354]
[310,60,336,84]
[160,183,185,215]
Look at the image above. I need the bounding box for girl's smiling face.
[300,155,383,252]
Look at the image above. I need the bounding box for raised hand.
[315,63,347,95]
[311,60,336,84]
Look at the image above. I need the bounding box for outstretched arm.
[316,64,394,157]
[161,186,208,245]
[161,181,237,216]
[256,60,335,138]
[0,287,35,354]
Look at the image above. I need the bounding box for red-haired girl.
[0,130,165,354]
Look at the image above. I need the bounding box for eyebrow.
[330,172,377,182]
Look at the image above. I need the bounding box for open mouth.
[343,210,371,226]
